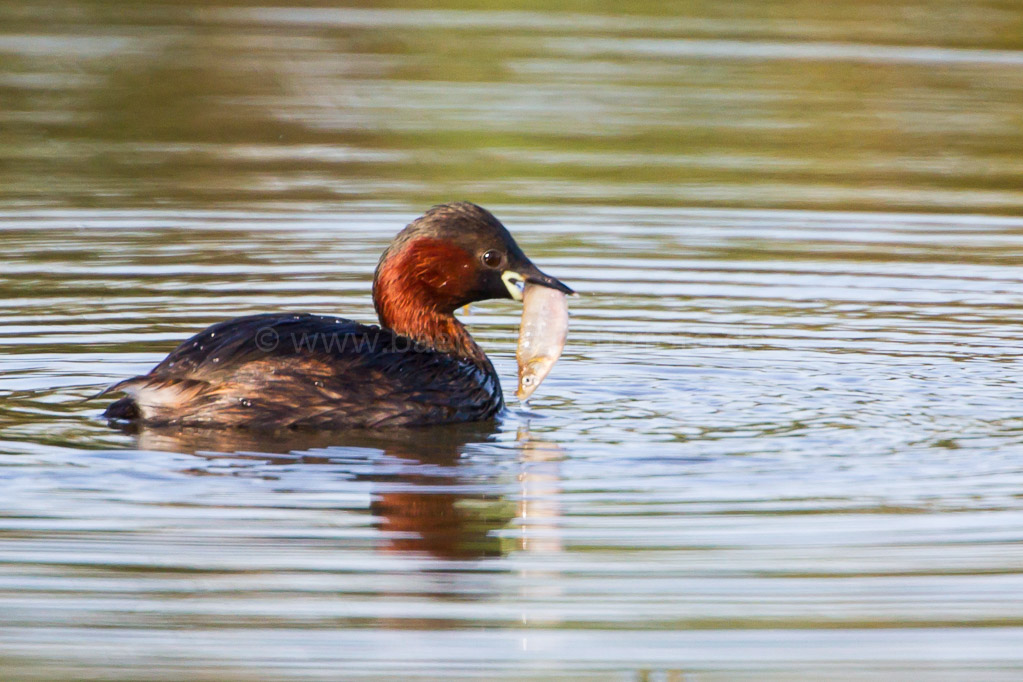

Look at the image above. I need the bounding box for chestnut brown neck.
[373,238,485,364]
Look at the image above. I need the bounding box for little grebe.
[103,202,572,428]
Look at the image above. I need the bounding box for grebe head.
[373,202,572,351]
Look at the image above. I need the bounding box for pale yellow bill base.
[501,270,526,301]
[515,282,569,403]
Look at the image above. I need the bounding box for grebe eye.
[481,249,503,268]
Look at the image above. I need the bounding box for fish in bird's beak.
[516,282,570,402]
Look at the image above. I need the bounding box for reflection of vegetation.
[1,0,1022,211]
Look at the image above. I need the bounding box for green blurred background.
[3,0,1022,212]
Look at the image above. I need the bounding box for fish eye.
[481,249,503,268]
[523,376,535,385]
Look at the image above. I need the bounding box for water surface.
[3,1,1023,679]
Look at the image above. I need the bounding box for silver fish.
[516,283,569,402]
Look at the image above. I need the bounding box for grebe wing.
[104,313,501,428]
